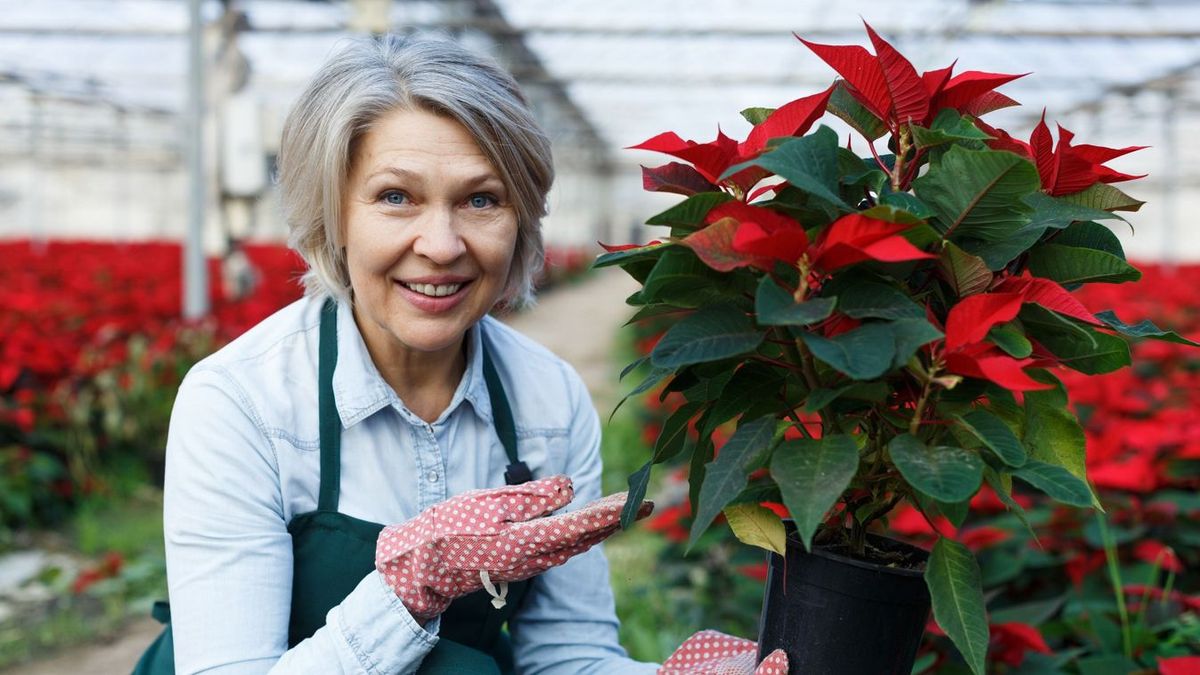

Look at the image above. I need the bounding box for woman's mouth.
[394,278,472,314]
[400,281,463,297]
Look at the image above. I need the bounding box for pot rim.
[784,526,930,578]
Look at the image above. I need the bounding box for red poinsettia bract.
[939,276,1103,391]
[798,20,1024,131]
[976,113,1146,196]
[684,202,934,274]
[630,87,834,196]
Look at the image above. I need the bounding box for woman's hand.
[375,474,652,622]
[658,630,788,674]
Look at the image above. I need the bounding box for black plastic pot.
[757,524,931,675]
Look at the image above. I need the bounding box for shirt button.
[427,471,440,483]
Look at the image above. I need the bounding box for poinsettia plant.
[600,22,1198,675]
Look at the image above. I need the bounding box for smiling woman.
[129,34,664,675]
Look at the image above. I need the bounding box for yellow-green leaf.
[724,502,786,556]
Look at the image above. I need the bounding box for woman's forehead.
[352,108,500,183]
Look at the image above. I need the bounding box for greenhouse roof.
[0,0,1198,168]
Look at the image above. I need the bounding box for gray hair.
[278,33,552,307]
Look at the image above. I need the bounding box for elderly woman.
[133,34,786,675]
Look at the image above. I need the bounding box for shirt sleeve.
[506,365,660,675]
[163,366,439,675]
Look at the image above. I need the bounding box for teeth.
[403,282,462,297]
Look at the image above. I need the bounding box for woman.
[136,34,785,675]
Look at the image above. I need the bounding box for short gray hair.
[278,33,553,307]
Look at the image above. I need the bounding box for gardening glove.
[659,630,789,675]
[375,474,653,622]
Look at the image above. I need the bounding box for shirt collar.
[330,299,493,428]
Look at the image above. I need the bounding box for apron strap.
[317,299,531,512]
[318,298,342,512]
[480,337,530,486]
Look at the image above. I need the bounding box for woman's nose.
[411,207,467,263]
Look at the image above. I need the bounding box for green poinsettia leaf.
[1022,191,1126,231]
[1093,310,1200,346]
[799,323,897,380]
[889,434,984,503]
[836,281,925,320]
[955,410,1027,467]
[641,247,738,308]
[690,416,782,549]
[889,319,944,370]
[1032,322,1131,375]
[722,126,849,209]
[909,109,992,149]
[1013,459,1094,507]
[621,461,653,529]
[1058,182,1144,213]
[937,241,993,297]
[1022,376,1100,508]
[645,192,733,229]
[827,80,887,141]
[987,324,1033,358]
[740,106,775,126]
[879,192,937,220]
[594,241,673,269]
[913,146,1040,242]
[770,435,860,552]
[755,277,837,326]
[926,539,990,675]
[651,303,765,368]
[1027,244,1141,285]
[984,467,1039,543]
[958,224,1047,271]
[1053,220,1126,257]
[652,402,703,464]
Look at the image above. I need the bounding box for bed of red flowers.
[0,239,594,536]
[633,262,1200,673]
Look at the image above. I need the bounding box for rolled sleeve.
[507,366,658,675]
[164,366,438,674]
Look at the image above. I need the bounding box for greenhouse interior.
[1,0,1199,673]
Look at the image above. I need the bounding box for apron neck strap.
[480,336,530,485]
[318,298,342,512]
[316,299,530,512]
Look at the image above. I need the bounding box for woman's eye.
[467,193,498,209]
[382,191,408,206]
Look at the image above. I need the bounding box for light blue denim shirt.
[163,295,658,675]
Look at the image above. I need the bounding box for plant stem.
[1096,513,1133,658]
[891,126,912,193]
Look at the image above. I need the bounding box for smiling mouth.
[400,281,466,297]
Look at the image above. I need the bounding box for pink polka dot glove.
[658,630,789,675]
[375,474,653,622]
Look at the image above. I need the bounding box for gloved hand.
[658,630,789,675]
[375,474,653,622]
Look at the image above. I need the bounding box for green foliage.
[604,26,1186,671]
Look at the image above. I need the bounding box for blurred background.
[1,1,1199,673]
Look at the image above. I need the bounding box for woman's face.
[342,107,518,364]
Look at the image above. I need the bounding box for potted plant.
[599,22,1197,675]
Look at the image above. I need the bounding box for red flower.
[989,622,1051,667]
[799,21,1023,130]
[1158,656,1200,675]
[959,526,1011,551]
[809,214,936,271]
[977,112,1145,196]
[1065,550,1107,588]
[1132,540,1183,574]
[644,503,691,544]
[631,87,833,194]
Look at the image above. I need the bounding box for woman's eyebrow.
[366,166,503,189]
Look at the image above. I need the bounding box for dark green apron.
[133,299,534,674]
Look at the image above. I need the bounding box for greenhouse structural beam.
[184,0,208,320]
